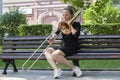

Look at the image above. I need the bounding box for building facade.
[3,0,94,28]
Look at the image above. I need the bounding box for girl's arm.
[48,28,60,43]
[70,22,80,38]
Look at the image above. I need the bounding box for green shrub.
[81,23,120,35]
[19,24,52,36]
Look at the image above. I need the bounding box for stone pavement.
[0,69,120,80]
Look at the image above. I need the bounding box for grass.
[80,60,120,69]
[1,59,120,70]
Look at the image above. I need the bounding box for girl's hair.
[64,6,74,16]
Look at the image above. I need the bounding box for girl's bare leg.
[51,50,74,70]
[44,47,58,69]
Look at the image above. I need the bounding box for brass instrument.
[22,8,82,71]
[59,21,71,34]
[59,8,82,34]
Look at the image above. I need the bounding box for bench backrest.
[78,35,120,53]
[1,35,120,60]
[2,35,120,52]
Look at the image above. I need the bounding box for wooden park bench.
[0,35,120,74]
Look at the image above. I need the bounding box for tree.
[112,0,120,4]
[0,7,27,36]
[61,0,90,10]
[111,0,120,8]
[83,0,120,24]
[83,0,120,35]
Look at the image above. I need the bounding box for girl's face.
[62,10,73,21]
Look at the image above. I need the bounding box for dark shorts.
[58,47,78,57]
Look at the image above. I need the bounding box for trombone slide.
[21,29,57,71]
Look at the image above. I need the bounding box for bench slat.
[79,35,120,39]
[80,40,120,44]
[4,35,120,41]
[2,49,120,53]
[1,53,120,60]
[3,40,62,45]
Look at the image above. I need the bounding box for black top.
[55,22,80,49]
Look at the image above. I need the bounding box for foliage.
[83,0,120,24]
[61,0,91,10]
[0,7,27,36]
[82,0,120,34]
[112,0,120,5]
[81,23,120,35]
[83,0,108,24]
[19,24,52,36]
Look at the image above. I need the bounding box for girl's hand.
[70,25,77,35]
[48,37,54,44]
[48,34,57,44]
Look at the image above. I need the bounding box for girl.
[44,6,82,79]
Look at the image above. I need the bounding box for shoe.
[54,69,62,79]
[72,72,77,77]
[14,69,18,72]
[73,66,82,77]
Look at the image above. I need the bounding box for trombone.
[22,29,58,71]
[22,8,82,71]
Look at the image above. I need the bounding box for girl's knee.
[51,50,63,59]
[51,52,59,59]
[44,47,55,53]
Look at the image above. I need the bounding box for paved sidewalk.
[0,70,120,80]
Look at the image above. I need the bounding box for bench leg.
[2,60,10,74]
[11,60,18,72]
[2,59,18,74]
